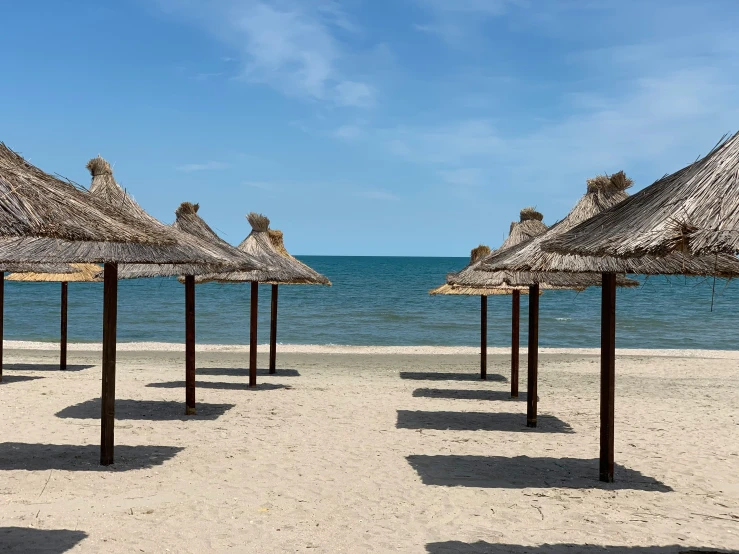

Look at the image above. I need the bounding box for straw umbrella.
[430,207,549,388]
[545,132,739,258]
[116,201,260,414]
[537,136,739,482]
[0,143,223,465]
[263,229,331,373]
[458,173,644,433]
[195,213,330,385]
[0,261,80,377]
[85,158,261,414]
[7,264,101,370]
[478,170,739,482]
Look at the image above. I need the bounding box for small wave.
[555,317,572,321]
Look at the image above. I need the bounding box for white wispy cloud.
[333,124,364,141]
[380,40,739,193]
[412,0,517,46]
[157,0,377,107]
[176,161,229,172]
[355,189,399,201]
[244,181,278,190]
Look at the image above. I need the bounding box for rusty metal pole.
[60,282,68,370]
[249,281,258,388]
[185,275,196,415]
[526,284,539,428]
[480,295,487,379]
[269,284,278,374]
[511,290,520,398]
[0,272,4,383]
[100,263,118,466]
[600,273,616,482]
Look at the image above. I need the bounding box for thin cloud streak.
[157,0,377,108]
[176,161,229,172]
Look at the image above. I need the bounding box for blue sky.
[3,0,738,255]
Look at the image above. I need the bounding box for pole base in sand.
[599,472,614,483]
[185,406,197,416]
[511,393,519,399]
[526,420,537,428]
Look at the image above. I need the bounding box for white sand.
[1,347,738,553]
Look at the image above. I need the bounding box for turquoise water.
[3,256,738,350]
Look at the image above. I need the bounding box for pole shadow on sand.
[0,375,45,384]
[407,455,672,491]
[412,388,527,401]
[55,399,235,421]
[0,527,88,553]
[400,371,506,382]
[426,543,736,554]
[397,411,572,433]
[3,363,94,372]
[195,368,301,377]
[146,381,291,391]
[0,443,183,471]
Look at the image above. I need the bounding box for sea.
[4,256,738,350]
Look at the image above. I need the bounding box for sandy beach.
[1,345,738,553]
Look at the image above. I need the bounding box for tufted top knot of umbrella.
[86,156,113,177]
[470,244,491,263]
[587,171,633,193]
[269,229,289,256]
[176,202,199,216]
[520,207,543,222]
[247,212,270,232]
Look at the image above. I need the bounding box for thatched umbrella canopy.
[0,145,220,264]
[7,263,101,283]
[430,240,536,389]
[500,207,547,250]
[429,209,555,388]
[476,170,739,484]
[451,174,641,446]
[0,143,222,466]
[113,200,263,414]
[195,213,330,382]
[545,131,739,258]
[88,160,259,277]
[7,264,102,371]
[196,213,330,285]
[88,157,260,413]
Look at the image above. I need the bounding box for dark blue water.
[4,256,738,349]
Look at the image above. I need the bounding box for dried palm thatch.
[0,144,221,264]
[7,263,102,282]
[195,213,331,285]
[480,170,739,277]
[431,239,536,296]
[545,132,739,258]
[430,207,599,294]
[116,201,260,279]
[499,207,547,251]
[429,283,536,296]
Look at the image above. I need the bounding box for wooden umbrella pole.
[249,281,258,388]
[269,284,278,374]
[100,263,118,466]
[526,283,539,428]
[511,290,520,398]
[60,282,68,370]
[185,275,196,415]
[600,272,616,482]
[0,272,4,383]
[480,295,487,379]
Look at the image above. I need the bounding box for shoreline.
[4,339,739,358]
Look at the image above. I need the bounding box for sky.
[2,0,738,255]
